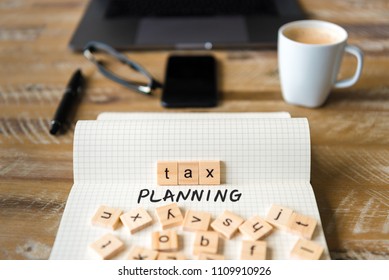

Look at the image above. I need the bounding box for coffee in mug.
[278,20,364,108]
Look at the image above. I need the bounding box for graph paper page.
[50,116,330,260]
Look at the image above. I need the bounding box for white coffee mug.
[278,20,364,108]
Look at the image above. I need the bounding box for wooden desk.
[0,0,388,259]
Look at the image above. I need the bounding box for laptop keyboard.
[105,0,278,18]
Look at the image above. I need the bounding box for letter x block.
[155,203,184,229]
[199,160,221,185]
[91,205,122,230]
[120,207,153,234]
[127,246,158,260]
[210,210,244,239]
[239,216,273,240]
[90,233,124,260]
[193,231,219,255]
[152,230,179,251]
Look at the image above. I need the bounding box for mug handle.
[334,45,364,88]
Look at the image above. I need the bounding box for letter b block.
[193,231,219,255]
[157,161,178,185]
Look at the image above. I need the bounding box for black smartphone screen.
[162,55,217,108]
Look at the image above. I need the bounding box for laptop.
[69,0,305,51]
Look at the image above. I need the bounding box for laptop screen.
[105,0,278,18]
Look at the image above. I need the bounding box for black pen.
[50,69,85,135]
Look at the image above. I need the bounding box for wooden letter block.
[199,160,221,185]
[210,210,244,239]
[240,240,267,260]
[178,161,199,185]
[91,205,122,230]
[193,231,219,255]
[265,204,294,230]
[239,216,273,240]
[152,230,179,251]
[291,239,324,260]
[183,210,211,232]
[127,246,158,260]
[90,233,124,260]
[120,207,153,234]
[155,203,184,229]
[287,212,317,240]
[157,252,186,260]
[157,161,178,185]
[198,253,225,260]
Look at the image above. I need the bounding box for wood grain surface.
[0,0,388,259]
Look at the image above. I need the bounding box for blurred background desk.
[0,0,388,259]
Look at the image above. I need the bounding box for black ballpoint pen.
[50,69,85,135]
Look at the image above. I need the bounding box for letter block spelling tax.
[157,161,178,185]
[193,231,219,255]
[239,216,273,240]
[120,207,153,234]
[127,246,158,260]
[155,203,184,229]
[91,205,122,230]
[152,230,179,251]
[240,240,267,260]
[211,210,244,239]
[89,233,124,260]
[182,210,211,232]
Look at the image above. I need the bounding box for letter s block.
[157,161,178,185]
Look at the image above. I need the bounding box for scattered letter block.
[120,207,153,234]
[183,210,211,232]
[199,160,221,185]
[91,205,122,230]
[291,239,324,260]
[265,204,294,230]
[240,240,267,260]
[178,161,199,185]
[287,212,317,240]
[157,252,186,260]
[211,210,244,239]
[193,231,219,255]
[155,203,184,229]
[152,230,179,251]
[198,253,225,260]
[157,161,178,185]
[239,216,273,240]
[127,246,158,260]
[90,233,124,260]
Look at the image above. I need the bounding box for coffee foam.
[284,27,342,45]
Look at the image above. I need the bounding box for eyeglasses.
[83,41,162,95]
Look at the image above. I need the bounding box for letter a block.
[90,233,124,260]
[178,162,199,185]
[152,230,179,252]
[157,161,178,185]
[199,160,221,185]
[155,203,184,229]
[265,204,294,230]
[211,210,244,239]
[120,208,153,234]
[91,205,122,230]
[240,240,267,260]
[239,216,273,240]
[193,231,219,255]
[183,210,211,232]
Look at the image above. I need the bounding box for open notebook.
[50,113,330,260]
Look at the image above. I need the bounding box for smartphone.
[161,55,218,108]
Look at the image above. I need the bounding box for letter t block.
[157,161,178,185]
